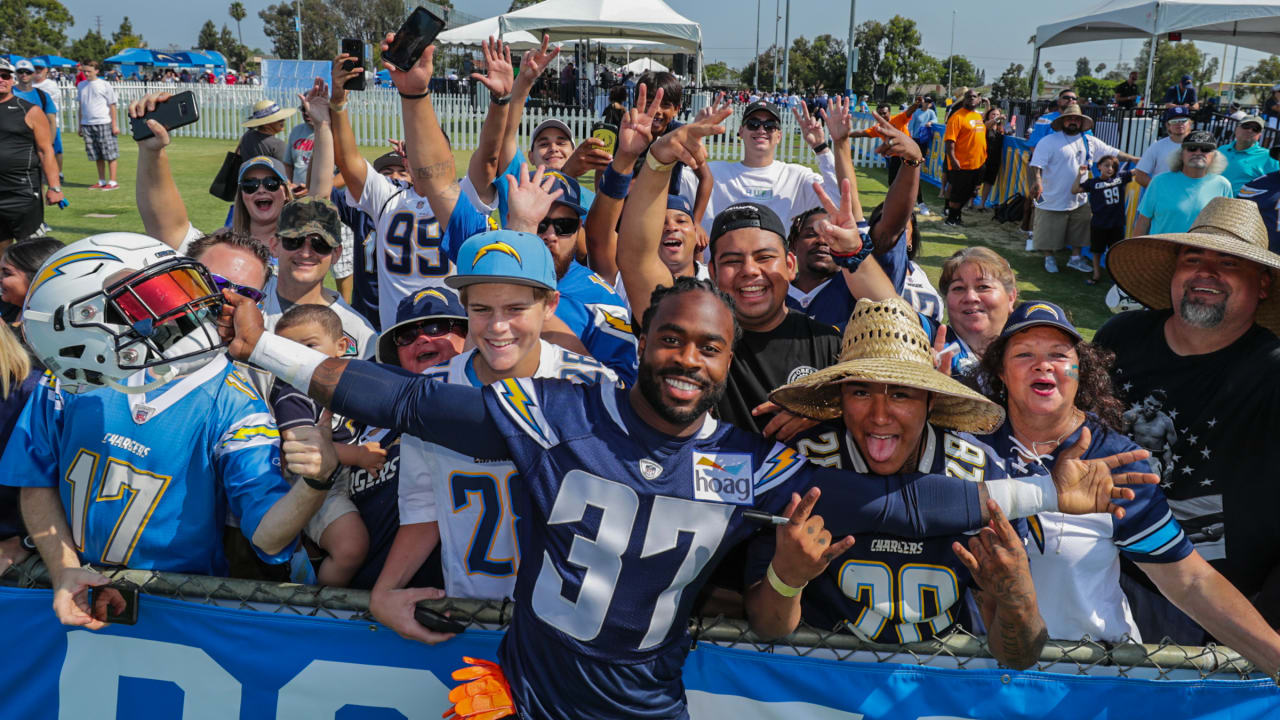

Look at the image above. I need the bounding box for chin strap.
[104,364,179,394]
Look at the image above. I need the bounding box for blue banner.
[5,586,1276,719]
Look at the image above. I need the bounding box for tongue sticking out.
[864,434,899,463]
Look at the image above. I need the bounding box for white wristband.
[248,333,330,392]
[984,475,1059,519]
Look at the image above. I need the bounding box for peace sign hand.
[520,34,561,79]
[648,102,732,170]
[770,488,856,589]
[616,83,663,159]
[822,95,853,143]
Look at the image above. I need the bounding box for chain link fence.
[2,556,1263,682]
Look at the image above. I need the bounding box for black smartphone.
[591,122,618,156]
[414,604,466,634]
[89,581,140,625]
[383,7,446,73]
[131,91,199,141]
[341,38,365,91]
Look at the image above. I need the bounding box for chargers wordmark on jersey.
[692,452,753,504]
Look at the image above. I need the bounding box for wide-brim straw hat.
[1051,104,1094,132]
[769,297,1005,434]
[242,99,296,128]
[1108,197,1280,334]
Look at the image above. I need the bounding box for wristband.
[766,562,806,598]
[248,333,330,393]
[599,165,634,199]
[398,90,430,100]
[645,154,676,173]
[492,94,512,106]
[302,466,340,492]
[828,228,875,272]
[811,141,830,154]
[984,475,1059,519]
[328,100,347,112]
[903,156,925,167]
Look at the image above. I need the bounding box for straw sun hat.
[1050,104,1094,132]
[242,99,296,128]
[1107,197,1280,334]
[769,297,1005,434]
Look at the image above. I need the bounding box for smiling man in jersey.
[754,296,1051,668]
[370,229,615,645]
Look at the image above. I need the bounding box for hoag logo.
[692,452,754,504]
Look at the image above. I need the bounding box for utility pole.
[296,0,303,61]
[782,0,791,91]
[754,0,761,90]
[772,0,780,92]
[95,15,102,35]
[845,0,857,94]
[947,10,956,96]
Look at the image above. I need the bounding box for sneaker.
[1044,255,1059,273]
[1066,256,1092,273]
[916,203,930,216]
[102,181,120,191]
[89,180,107,190]
[1024,232,1034,252]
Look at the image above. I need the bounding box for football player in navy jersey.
[758,296,1050,668]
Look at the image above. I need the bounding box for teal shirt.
[1218,142,1280,194]
[1137,171,1233,234]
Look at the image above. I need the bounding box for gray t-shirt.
[238,128,286,163]
[282,123,315,184]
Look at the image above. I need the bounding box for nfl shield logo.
[639,459,662,480]
[133,405,155,424]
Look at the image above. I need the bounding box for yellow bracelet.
[766,562,805,598]
[328,100,347,113]
[645,153,676,173]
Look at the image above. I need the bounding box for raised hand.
[694,91,730,125]
[519,34,561,81]
[470,35,514,98]
[218,288,267,362]
[300,76,331,126]
[380,32,434,95]
[615,83,663,160]
[647,103,732,170]
[1050,426,1159,518]
[822,95,853,143]
[811,178,871,259]
[871,112,922,164]
[504,163,564,233]
[953,499,1038,613]
[330,53,364,105]
[793,102,826,149]
[769,488,856,589]
[128,92,175,151]
[932,323,956,374]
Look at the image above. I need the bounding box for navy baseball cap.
[1164,106,1192,122]
[1181,73,1193,83]
[710,202,787,244]
[542,170,586,217]
[238,155,289,184]
[667,194,693,218]
[373,151,406,174]
[376,287,467,365]
[742,100,782,123]
[445,230,557,292]
[1000,301,1082,343]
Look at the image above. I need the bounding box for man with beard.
[1028,104,1136,274]
[1133,131,1232,237]
[1098,197,1280,641]
[942,89,986,227]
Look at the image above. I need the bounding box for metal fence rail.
[2,557,1264,682]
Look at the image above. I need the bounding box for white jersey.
[354,160,454,330]
[398,340,617,599]
[260,276,377,360]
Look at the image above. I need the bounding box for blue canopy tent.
[29,54,76,67]
[104,48,186,67]
[177,50,227,68]
[0,53,26,66]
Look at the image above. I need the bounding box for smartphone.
[383,7,446,73]
[591,122,618,156]
[414,604,466,634]
[341,38,366,91]
[130,91,199,141]
[89,581,140,625]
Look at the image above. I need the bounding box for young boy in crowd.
[270,304,386,586]
[1072,155,1132,286]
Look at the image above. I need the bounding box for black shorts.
[1090,224,1125,254]
[948,168,983,204]
[0,195,43,243]
[982,157,1001,185]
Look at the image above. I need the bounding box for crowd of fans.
[2,31,1280,717]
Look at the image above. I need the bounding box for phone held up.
[130,91,199,142]
[341,38,366,91]
[591,122,618,156]
[383,6,446,73]
[89,580,140,626]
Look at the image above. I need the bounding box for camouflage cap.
[278,198,342,249]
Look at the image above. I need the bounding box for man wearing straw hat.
[1097,197,1280,640]
[750,296,1052,669]
[238,98,294,163]
[1028,104,1137,274]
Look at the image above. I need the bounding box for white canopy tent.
[621,57,668,74]
[438,17,540,49]
[497,0,703,86]
[1031,0,1280,100]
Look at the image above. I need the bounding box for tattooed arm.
[954,499,1048,670]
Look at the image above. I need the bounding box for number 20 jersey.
[397,341,616,600]
[759,423,1016,643]
[481,378,809,719]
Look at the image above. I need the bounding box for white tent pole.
[1228,44,1240,104]
[1142,33,1156,104]
[697,38,703,89]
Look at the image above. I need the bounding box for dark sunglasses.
[210,273,266,303]
[16,69,33,75]
[279,233,334,254]
[0,71,11,80]
[393,318,467,346]
[537,216,581,236]
[1061,95,1078,101]
[1184,145,1216,154]
[743,117,780,132]
[239,177,284,194]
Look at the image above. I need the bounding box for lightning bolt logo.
[587,273,614,291]
[1024,303,1056,317]
[414,288,447,305]
[472,242,523,268]
[28,250,121,296]
[760,447,799,485]
[220,425,279,446]
[601,311,633,335]
[498,378,541,435]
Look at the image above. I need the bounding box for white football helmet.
[22,233,226,394]
[1105,283,1144,314]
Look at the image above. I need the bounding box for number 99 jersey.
[753,423,1022,644]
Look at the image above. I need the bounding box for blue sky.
[58,0,1269,85]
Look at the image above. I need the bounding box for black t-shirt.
[1114,81,1139,108]
[1093,309,1280,597]
[238,129,286,163]
[715,310,841,434]
[0,95,38,198]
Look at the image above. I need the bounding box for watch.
[492,94,512,106]
[48,186,61,193]
[811,141,830,154]
[902,156,925,167]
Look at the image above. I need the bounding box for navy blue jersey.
[331,187,387,331]
[555,261,638,385]
[756,423,1013,642]
[1080,170,1132,229]
[267,381,355,445]
[786,227,909,331]
[1239,171,1280,253]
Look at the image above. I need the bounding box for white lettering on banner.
[277,660,448,718]
[687,691,865,719]
[59,632,241,719]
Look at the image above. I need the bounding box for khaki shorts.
[1033,204,1092,251]
[303,469,358,543]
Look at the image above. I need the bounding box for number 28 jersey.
[397,341,616,600]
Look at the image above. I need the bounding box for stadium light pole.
[772,0,780,92]
[754,0,761,90]
[295,0,303,61]
[947,10,956,96]
[782,0,791,92]
[845,0,856,94]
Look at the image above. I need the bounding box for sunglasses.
[0,71,11,81]
[1061,95,1078,101]
[210,273,266,303]
[279,234,334,254]
[743,118,781,132]
[537,216,581,236]
[239,177,283,194]
[393,318,467,346]
[1184,145,1215,154]
[16,69,32,75]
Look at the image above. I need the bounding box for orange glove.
[442,657,516,720]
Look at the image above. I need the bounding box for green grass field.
[48,134,1111,338]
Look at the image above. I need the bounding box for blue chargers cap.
[237,155,289,184]
[1000,301,1083,343]
[1163,106,1192,121]
[667,194,694,218]
[542,170,587,217]
[445,230,557,292]
[376,287,467,365]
